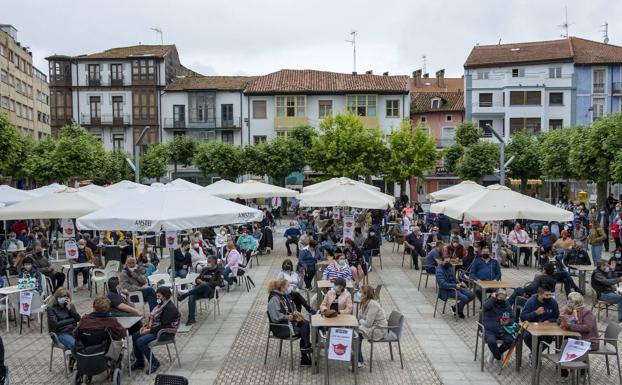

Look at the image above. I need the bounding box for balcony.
[86,75,101,87]
[220,116,241,128]
[81,113,130,126]
[613,82,622,95]
[110,74,124,87]
[163,118,187,129]
[593,83,605,94]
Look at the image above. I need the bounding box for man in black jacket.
[592,259,622,322]
[177,256,223,325]
[173,240,191,278]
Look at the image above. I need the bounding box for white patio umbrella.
[168,178,203,191]
[236,180,299,199]
[106,180,150,192]
[0,187,115,220]
[0,185,35,206]
[429,184,573,222]
[429,180,485,201]
[29,183,66,197]
[298,178,394,209]
[303,177,380,192]
[202,180,241,199]
[79,184,109,196]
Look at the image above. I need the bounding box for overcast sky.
[5,0,622,79]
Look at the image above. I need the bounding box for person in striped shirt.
[322,253,353,282]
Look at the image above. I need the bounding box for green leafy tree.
[193,141,244,181]
[443,144,464,174]
[455,121,483,147]
[53,124,106,181]
[243,138,307,186]
[506,131,542,193]
[140,143,169,182]
[309,113,387,178]
[6,133,33,181]
[0,112,23,173]
[456,141,499,182]
[24,138,59,184]
[168,135,198,174]
[538,127,574,181]
[384,120,437,191]
[95,151,133,184]
[290,125,317,148]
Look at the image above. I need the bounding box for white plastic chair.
[128,291,147,314]
[90,260,121,296]
[20,292,51,334]
[148,273,172,288]
[155,258,170,275]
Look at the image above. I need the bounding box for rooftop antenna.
[345,31,357,73]
[150,27,163,45]
[558,6,573,38]
[601,22,610,44]
[422,55,427,75]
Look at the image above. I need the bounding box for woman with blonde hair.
[223,240,241,289]
[560,292,599,350]
[46,287,81,356]
[356,285,388,368]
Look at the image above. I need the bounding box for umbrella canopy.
[298,178,394,209]
[168,178,203,191]
[0,185,35,206]
[429,184,573,222]
[106,180,150,192]
[303,177,380,192]
[77,189,264,232]
[28,183,66,197]
[0,187,115,220]
[202,180,240,199]
[236,180,299,199]
[79,184,109,196]
[429,180,485,201]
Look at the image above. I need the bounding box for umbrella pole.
[169,246,175,298]
[132,231,136,259]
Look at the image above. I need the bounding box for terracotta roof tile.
[411,77,463,93]
[245,69,410,94]
[465,37,622,68]
[166,75,255,91]
[74,45,176,60]
[410,92,464,114]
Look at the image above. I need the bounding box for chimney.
[423,73,429,79]
[365,70,373,74]
[352,71,357,75]
[383,71,389,76]
[412,69,422,87]
[435,69,445,88]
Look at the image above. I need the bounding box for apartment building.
[0,24,50,139]
[464,37,622,139]
[46,44,195,153]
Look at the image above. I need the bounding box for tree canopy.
[168,135,198,173]
[193,141,244,181]
[455,121,483,147]
[53,125,106,181]
[139,143,169,182]
[505,131,542,192]
[456,141,499,182]
[384,120,437,184]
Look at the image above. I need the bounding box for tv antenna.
[422,55,427,75]
[345,31,357,73]
[150,27,164,45]
[601,22,610,44]
[558,6,573,38]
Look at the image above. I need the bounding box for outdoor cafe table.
[310,314,359,384]
[517,322,581,385]
[568,265,596,294]
[315,279,354,309]
[0,285,35,332]
[315,260,334,283]
[509,241,540,269]
[61,262,95,293]
[114,315,143,376]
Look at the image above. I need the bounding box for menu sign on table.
[328,327,353,362]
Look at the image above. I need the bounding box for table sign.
[65,240,79,260]
[61,218,75,238]
[559,338,590,363]
[343,215,355,241]
[19,291,33,316]
[165,231,178,249]
[332,207,341,220]
[328,327,353,362]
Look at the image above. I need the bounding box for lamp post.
[485,123,513,186]
[134,126,150,183]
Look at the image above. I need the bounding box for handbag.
[105,339,124,361]
[324,309,338,318]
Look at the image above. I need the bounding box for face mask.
[369,232,375,236]
[58,297,67,306]
[286,286,293,295]
[604,267,611,273]
[193,243,199,249]
[128,267,136,272]
[220,231,226,235]
[616,253,621,259]
[482,254,490,259]
[543,298,551,303]
[338,259,346,266]
[78,245,85,250]
[207,263,215,270]
[496,299,505,305]
[156,299,162,305]
[443,262,452,268]
[283,265,291,271]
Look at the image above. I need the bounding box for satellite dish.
[605,37,610,44]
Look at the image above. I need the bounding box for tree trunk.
[520,178,528,194]
[409,177,418,202]
[173,162,178,176]
[597,181,608,212]
[400,180,407,199]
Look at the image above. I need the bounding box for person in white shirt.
[401,216,411,233]
[276,259,314,313]
[215,227,228,260]
[189,240,207,272]
[508,223,531,266]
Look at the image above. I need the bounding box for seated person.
[537,225,557,256]
[356,284,388,368]
[277,258,314,313]
[298,240,322,289]
[71,239,97,289]
[344,239,365,286]
[177,256,223,325]
[46,288,81,356]
[188,239,208,272]
[552,230,574,260]
[353,227,366,249]
[119,257,157,311]
[498,243,515,268]
[18,256,43,294]
[137,250,157,277]
[32,246,65,290]
[508,223,532,266]
[131,287,180,374]
[404,227,425,270]
[361,230,380,266]
[322,253,353,282]
[508,263,557,308]
[591,259,622,322]
[106,277,144,335]
[443,237,466,260]
[284,222,302,257]
[425,227,440,251]
[215,227,229,260]
[236,227,258,260]
[543,251,583,295]
[77,296,125,341]
[482,289,516,367]
[424,242,443,274]
[469,247,502,301]
[173,241,191,278]
[299,229,313,249]
[520,287,559,359]
[267,278,312,366]
[320,277,353,315]
[436,254,475,318]
[559,292,599,351]
[564,241,591,266]
[223,241,242,288]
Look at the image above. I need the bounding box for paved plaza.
[3,228,621,385]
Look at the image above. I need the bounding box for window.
[420,116,427,124]
[593,69,606,94]
[477,71,490,80]
[478,120,494,137]
[386,100,400,117]
[0,44,4,56]
[509,91,541,105]
[221,104,234,126]
[346,95,377,116]
[49,61,70,82]
[276,96,305,117]
[173,105,185,127]
[253,135,267,145]
[318,100,333,118]
[50,90,72,120]
[0,70,6,83]
[549,67,562,79]
[112,133,124,152]
[430,98,441,109]
[87,64,100,83]
[36,90,49,104]
[0,96,8,110]
[112,96,123,119]
[110,64,123,82]
[89,96,101,120]
[441,127,455,146]
[549,119,563,129]
[446,115,453,122]
[511,68,524,77]
[276,130,289,138]
[133,88,157,120]
[549,92,564,106]
[252,100,267,119]
[132,59,155,81]
[479,93,493,107]
[189,93,215,123]
[593,97,605,122]
[510,118,541,134]
[221,130,234,144]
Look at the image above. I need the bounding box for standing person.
[173,240,191,278]
[46,288,81,356]
[508,223,532,266]
[611,208,622,249]
[436,214,452,243]
[404,226,425,270]
[520,287,560,363]
[482,289,516,367]
[356,285,388,368]
[588,219,607,266]
[572,222,588,244]
[222,240,241,289]
[71,239,96,289]
[591,259,622,322]
[436,255,475,318]
[284,222,302,257]
[131,287,180,374]
[119,257,157,311]
[298,240,321,289]
[178,256,223,325]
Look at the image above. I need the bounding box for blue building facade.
[574,64,622,125]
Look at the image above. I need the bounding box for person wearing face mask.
[353,227,366,249]
[587,219,607,266]
[32,246,65,290]
[189,239,208,272]
[322,253,353,282]
[18,256,43,294]
[443,237,465,261]
[236,228,258,262]
[320,277,353,315]
[482,289,515,367]
[178,256,223,325]
[362,230,380,268]
[436,255,475,318]
[298,240,322,289]
[520,287,560,359]
[223,240,242,289]
[612,249,622,274]
[537,225,557,257]
[404,226,425,271]
[173,240,192,278]
[71,239,96,289]
[469,247,502,302]
[425,226,440,251]
[277,259,314,313]
[565,241,591,266]
[508,223,532,266]
[46,288,81,357]
[138,251,157,277]
[591,259,622,322]
[119,257,157,311]
[284,222,302,257]
[2,232,23,254]
[343,239,365,286]
[559,292,599,351]
[552,230,574,261]
[215,227,229,259]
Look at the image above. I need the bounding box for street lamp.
[485,123,514,186]
[134,126,150,183]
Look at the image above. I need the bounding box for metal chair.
[374,284,383,301]
[591,288,619,320]
[263,311,301,370]
[473,319,521,373]
[538,339,592,385]
[401,248,412,269]
[368,310,404,372]
[90,260,120,296]
[154,374,189,385]
[433,283,460,321]
[48,332,70,376]
[148,328,181,374]
[369,248,382,270]
[589,322,622,384]
[197,287,221,320]
[418,257,436,291]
